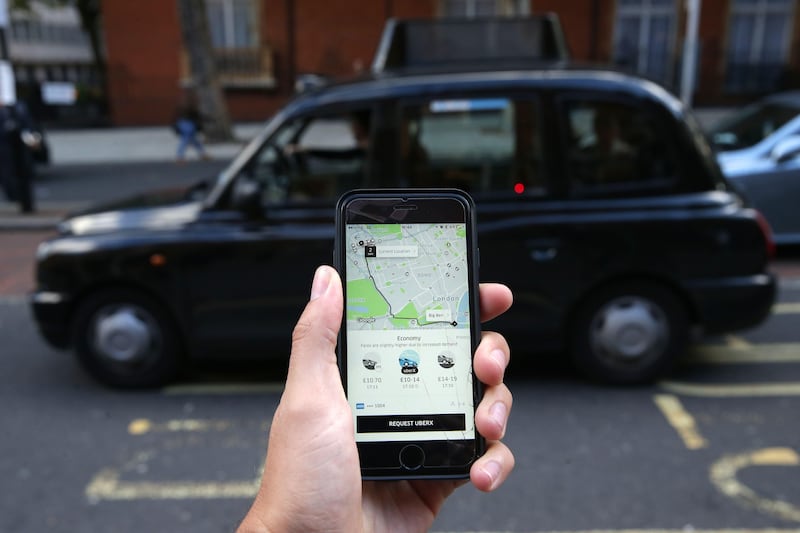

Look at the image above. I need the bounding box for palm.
[362,479,461,533]
[315,381,463,532]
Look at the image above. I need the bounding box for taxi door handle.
[530,247,558,262]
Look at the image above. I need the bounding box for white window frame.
[439,0,530,17]
[725,0,795,92]
[613,0,677,84]
[205,0,258,49]
[727,0,794,64]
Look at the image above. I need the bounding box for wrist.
[236,514,275,533]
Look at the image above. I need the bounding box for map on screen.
[344,223,470,331]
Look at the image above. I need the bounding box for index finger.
[479,283,513,323]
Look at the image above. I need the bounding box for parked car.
[710,91,800,245]
[30,18,776,388]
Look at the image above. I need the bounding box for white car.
[711,91,800,245]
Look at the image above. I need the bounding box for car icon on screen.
[398,350,420,374]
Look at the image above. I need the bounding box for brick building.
[101,0,800,126]
[5,1,102,124]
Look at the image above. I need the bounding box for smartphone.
[334,189,483,479]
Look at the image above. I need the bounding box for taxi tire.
[569,281,688,384]
[72,288,181,388]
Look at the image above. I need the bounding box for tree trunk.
[176,0,233,142]
[75,0,108,119]
[76,0,104,78]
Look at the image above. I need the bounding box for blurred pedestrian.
[173,102,210,162]
[0,100,37,213]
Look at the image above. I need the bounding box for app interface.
[345,223,474,443]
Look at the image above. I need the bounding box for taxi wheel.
[72,289,181,388]
[569,281,688,384]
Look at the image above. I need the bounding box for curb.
[0,202,83,231]
[0,214,65,231]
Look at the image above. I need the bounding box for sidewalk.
[46,123,263,165]
[0,203,79,231]
[0,123,263,230]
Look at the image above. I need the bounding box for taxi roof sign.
[372,15,569,73]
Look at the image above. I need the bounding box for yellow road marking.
[88,423,270,502]
[85,468,260,501]
[725,335,753,349]
[162,382,284,395]
[660,381,800,397]
[750,448,800,466]
[653,394,708,449]
[127,418,231,435]
[710,447,800,522]
[773,303,800,314]
[127,419,151,435]
[688,343,800,364]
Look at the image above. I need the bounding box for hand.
[238,266,514,533]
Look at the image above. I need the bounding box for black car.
[30,21,776,388]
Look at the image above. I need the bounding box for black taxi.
[31,20,776,387]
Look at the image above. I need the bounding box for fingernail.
[489,401,507,434]
[310,266,331,301]
[481,460,502,487]
[491,349,506,373]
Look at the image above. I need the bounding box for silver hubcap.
[92,306,158,364]
[590,296,668,364]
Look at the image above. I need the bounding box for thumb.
[285,265,344,389]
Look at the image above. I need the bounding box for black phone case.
[334,189,484,480]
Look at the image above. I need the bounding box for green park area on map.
[347,277,448,328]
[346,278,389,320]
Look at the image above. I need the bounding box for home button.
[399,444,425,470]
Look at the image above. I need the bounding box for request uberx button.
[357,414,466,433]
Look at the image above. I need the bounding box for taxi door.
[180,104,389,360]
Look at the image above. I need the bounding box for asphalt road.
[1,281,800,533]
[1,162,799,532]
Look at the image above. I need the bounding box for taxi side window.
[399,98,545,197]
[562,100,676,197]
[245,110,373,204]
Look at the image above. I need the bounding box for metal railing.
[181,45,275,88]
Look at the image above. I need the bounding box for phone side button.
[399,444,425,471]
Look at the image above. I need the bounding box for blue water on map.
[455,291,470,328]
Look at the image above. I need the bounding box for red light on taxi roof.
[514,183,525,194]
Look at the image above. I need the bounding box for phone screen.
[343,220,476,444]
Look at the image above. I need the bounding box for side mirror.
[231,177,263,219]
[770,135,800,164]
